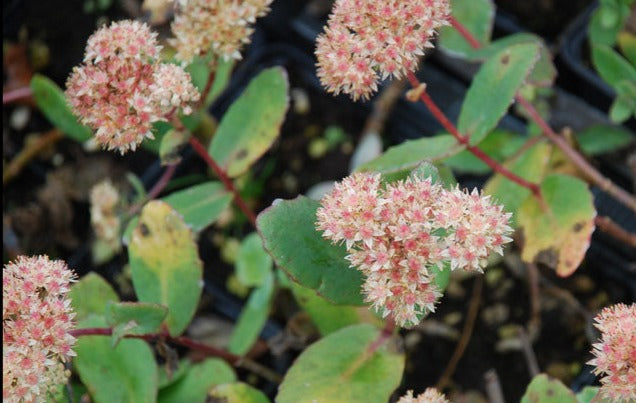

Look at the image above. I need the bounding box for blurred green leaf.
[591,43,636,88]
[521,374,577,403]
[438,0,494,58]
[128,201,203,335]
[484,142,552,227]
[236,232,273,288]
[69,272,119,322]
[588,0,632,46]
[459,43,540,145]
[209,67,290,177]
[228,271,275,355]
[577,124,634,155]
[30,74,92,142]
[186,55,234,107]
[209,382,270,403]
[257,196,365,306]
[444,130,526,174]
[357,135,463,178]
[158,358,236,403]
[105,301,168,345]
[518,174,596,277]
[74,316,158,403]
[277,324,404,403]
[617,32,636,65]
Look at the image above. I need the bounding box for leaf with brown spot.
[517,174,596,277]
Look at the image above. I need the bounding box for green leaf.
[69,272,119,322]
[209,382,270,403]
[470,34,556,87]
[609,92,636,122]
[588,1,631,46]
[236,232,273,287]
[617,32,636,66]
[158,358,236,403]
[105,301,168,345]
[291,282,376,336]
[158,360,192,389]
[229,271,275,355]
[518,174,596,277]
[484,142,552,227]
[459,43,540,145]
[30,74,92,142]
[438,0,495,58]
[186,56,234,107]
[257,196,365,306]
[576,386,602,403]
[276,324,405,403]
[74,316,159,403]
[209,67,290,177]
[444,129,526,174]
[520,374,577,403]
[356,134,463,177]
[577,124,634,155]
[159,129,189,165]
[123,181,232,244]
[129,201,203,335]
[591,44,636,88]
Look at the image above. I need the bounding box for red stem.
[128,163,178,215]
[3,86,32,104]
[447,15,636,213]
[188,136,257,226]
[70,327,240,364]
[197,70,216,109]
[406,71,542,199]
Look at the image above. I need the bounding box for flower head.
[588,303,636,402]
[316,172,512,327]
[3,256,77,403]
[316,0,451,100]
[397,388,450,403]
[170,0,273,63]
[66,20,200,154]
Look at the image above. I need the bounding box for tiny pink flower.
[66,20,200,154]
[316,172,512,327]
[397,388,450,403]
[316,0,451,100]
[588,303,636,402]
[3,256,77,403]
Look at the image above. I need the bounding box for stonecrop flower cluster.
[66,20,200,154]
[316,172,513,326]
[3,256,77,403]
[315,0,451,101]
[397,388,449,403]
[588,303,636,402]
[170,0,273,63]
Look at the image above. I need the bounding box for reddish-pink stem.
[406,71,542,199]
[3,86,32,104]
[448,15,636,213]
[128,163,178,215]
[188,136,257,226]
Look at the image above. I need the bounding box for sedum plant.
[3,0,635,402]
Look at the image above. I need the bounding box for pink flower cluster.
[316,173,512,326]
[66,20,200,154]
[315,0,451,101]
[397,388,449,403]
[588,303,636,402]
[3,256,77,402]
[170,0,273,62]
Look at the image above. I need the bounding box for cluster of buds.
[316,172,512,327]
[397,388,449,403]
[170,0,273,63]
[66,20,200,154]
[588,303,636,402]
[3,256,77,402]
[315,0,451,101]
[90,179,123,254]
